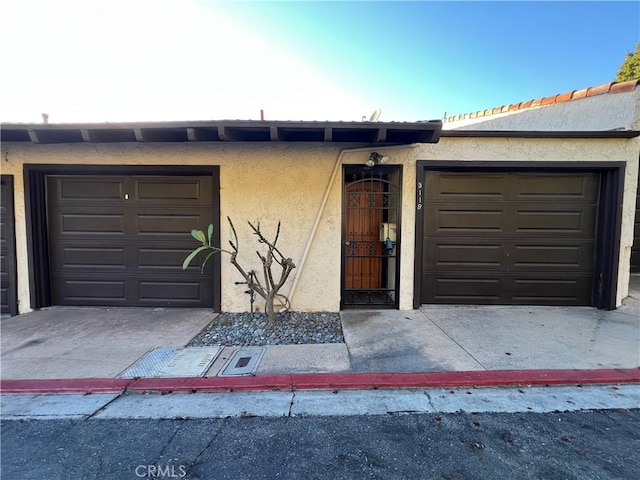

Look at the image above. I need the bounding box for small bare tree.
[183,217,296,329]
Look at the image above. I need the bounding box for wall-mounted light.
[365,152,390,167]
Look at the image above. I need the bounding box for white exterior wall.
[443,89,640,132]
[1,136,637,314]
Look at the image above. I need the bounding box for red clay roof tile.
[586,82,613,97]
[444,80,638,123]
[570,87,588,100]
[610,79,640,94]
[556,91,573,102]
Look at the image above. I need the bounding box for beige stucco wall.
[1,135,638,314]
[0,142,414,314]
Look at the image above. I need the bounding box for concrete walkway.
[1,276,638,391]
[2,384,639,420]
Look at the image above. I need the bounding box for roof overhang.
[0,120,443,145]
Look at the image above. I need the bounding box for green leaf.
[207,224,214,246]
[182,245,209,270]
[191,229,206,244]
[200,250,218,274]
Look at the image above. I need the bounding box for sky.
[1,0,639,124]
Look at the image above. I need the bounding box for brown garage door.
[631,176,640,273]
[421,171,599,305]
[47,175,215,307]
[1,176,17,315]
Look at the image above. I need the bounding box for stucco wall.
[443,89,640,132]
[1,136,637,313]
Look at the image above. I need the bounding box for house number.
[416,182,423,210]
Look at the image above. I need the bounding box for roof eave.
[0,120,443,145]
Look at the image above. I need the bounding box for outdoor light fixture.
[366,152,390,167]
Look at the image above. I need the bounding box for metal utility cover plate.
[118,347,221,378]
[157,346,222,377]
[219,347,265,376]
[118,348,179,378]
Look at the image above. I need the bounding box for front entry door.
[342,166,401,308]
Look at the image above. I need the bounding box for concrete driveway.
[0,307,216,379]
[1,277,638,379]
[341,276,639,373]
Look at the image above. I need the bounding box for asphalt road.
[2,410,638,480]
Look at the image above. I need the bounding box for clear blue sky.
[1,1,638,123]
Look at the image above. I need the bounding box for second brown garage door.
[47,174,216,307]
[421,171,599,305]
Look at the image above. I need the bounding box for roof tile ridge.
[444,79,639,123]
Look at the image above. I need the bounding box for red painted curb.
[289,369,640,390]
[1,368,638,395]
[0,378,133,394]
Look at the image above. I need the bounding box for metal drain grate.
[157,347,222,377]
[118,346,222,378]
[118,348,179,378]
[218,347,265,376]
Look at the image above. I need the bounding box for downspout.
[286,143,418,306]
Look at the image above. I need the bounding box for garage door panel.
[136,248,214,275]
[55,279,128,304]
[512,242,593,270]
[421,171,599,306]
[423,276,501,302]
[0,250,7,275]
[514,174,599,202]
[425,238,593,272]
[512,276,591,304]
[425,240,505,270]
[57,213,126,235]
[425,205,505,234]
[515,207,596,235]
[135,213,205,235]
[427,173,508,200]
[53,177,125,201]
[423,272,591,305]
[138,281,208,304]
[426,204,595,237]
[58,247,126,268]
[134,177,212,204]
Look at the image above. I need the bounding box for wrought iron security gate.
[341,165,401,308]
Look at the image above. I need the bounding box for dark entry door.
[1,176,17,315]
[46,175,215,307]
[342,166,401,308]
[421,171,599,305]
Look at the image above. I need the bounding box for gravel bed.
[187,312,344,347]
